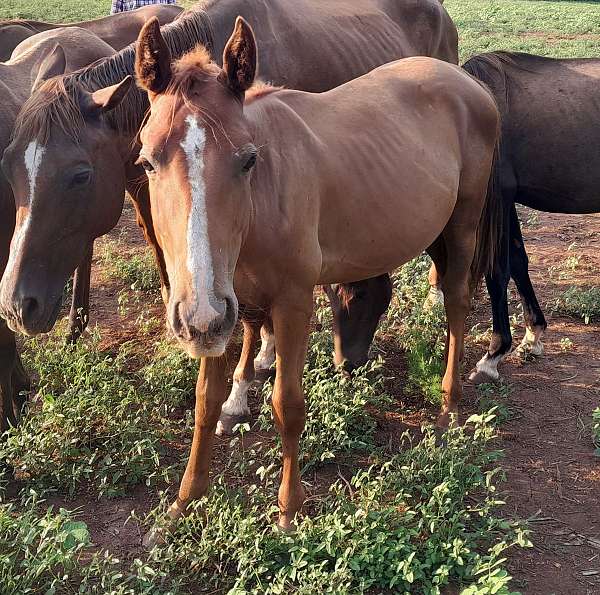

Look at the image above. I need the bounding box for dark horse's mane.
[0,19,43,32]
[12,8,214,144]
[462,51,544,109]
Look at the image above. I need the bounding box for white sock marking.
[180,115,219,330]
[469,352,502,382]
[255,326,275,371]
[517,327,544,357]
[221,379,252,416]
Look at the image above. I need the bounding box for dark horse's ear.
[88,76,135,115]
[220,16,257,98]
[32,44,67,92]
[135,16,172,94]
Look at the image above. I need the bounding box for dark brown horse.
[0,0,458,434]
[133,17,500,537]
[458,52,600,383]
[0,5,182,61]
[0,28,119,432]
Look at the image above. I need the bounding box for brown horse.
[132,18,500,536]
[0,1,458,435]
[0,28,119,431]
[0,5,182,61]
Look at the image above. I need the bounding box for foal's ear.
[135,16,172,95]
[89,76,135,114]
[32,44,66,92]
[221,16,257,98]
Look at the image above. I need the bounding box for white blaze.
[180,114,219,328]
[3,140,45,281]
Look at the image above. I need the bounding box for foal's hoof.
[276,515,298,534]
[215,412,252,436]
[468,367,501,386]
[515,339,544,359]
[436,408,458,431]
[254,366,275,383]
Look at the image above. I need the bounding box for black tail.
[470,133,503,286]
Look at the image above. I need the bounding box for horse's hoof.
[142,525,169,549]
[215,412,252,436]
[276,517,297,534]
[515,340,544,359]
[468,368,501,385]
[254,366,275,383]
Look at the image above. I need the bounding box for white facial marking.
[3,140,46,282]
[180,114,220,330]
[254,326,276,371]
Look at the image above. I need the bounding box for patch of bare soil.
[467,211,600,594]
[50,204,600,592]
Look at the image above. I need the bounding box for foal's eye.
[242,153,257,173]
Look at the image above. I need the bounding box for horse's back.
[277,57,498,281]
[466,52,600,212]
[236,0,457,91]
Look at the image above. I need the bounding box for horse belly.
[318,182,458,284]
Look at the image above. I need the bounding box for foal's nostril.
[20,297,40,324]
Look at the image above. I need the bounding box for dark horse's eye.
[70,170,92,187]
[139,158,156,174]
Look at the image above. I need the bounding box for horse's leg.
[216,317,261,436]
[143,347,232,547]
[254,317,275,379]
[0,321,19,432]
[468,199,512,385]
[67,242,93,344]
[509,204,546,357]
[426,238,450,361]
[271,294,312,531]
[425,262,445,309]
[437,235,474,428]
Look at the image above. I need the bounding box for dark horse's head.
[325,275,392,373]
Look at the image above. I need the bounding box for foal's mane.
[12,8,214,145]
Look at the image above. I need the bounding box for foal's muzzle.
[169,295,237,358]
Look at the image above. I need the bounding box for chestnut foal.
[134,18,500,535]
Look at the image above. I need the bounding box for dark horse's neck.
[67,7,216,138]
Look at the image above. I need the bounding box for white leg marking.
[424,285,445,311]
[516,326,544,357]
[468,352,502,383]
[221,379,252,417]
[180,115,220,330]
[254,325,275,372]
[3,140,45,283]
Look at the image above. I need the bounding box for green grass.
[550,286,600,324]
[593,408,600,455]
[98,241,161,292]
[446,0,600,62]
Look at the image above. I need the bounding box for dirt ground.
[64,203,600,594]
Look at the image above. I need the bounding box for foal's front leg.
[167,350,230,519]
[271,294,313,530]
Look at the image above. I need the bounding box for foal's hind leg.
[508,204,547,357]
[217,318,261,436]
[216,318,276,436]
